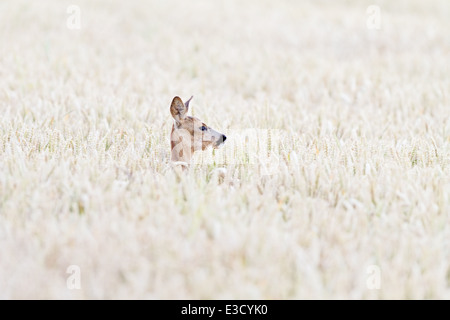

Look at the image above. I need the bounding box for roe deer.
[170,96,226,166]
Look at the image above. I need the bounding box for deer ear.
[184,95,193,109]
[170,96,187,123]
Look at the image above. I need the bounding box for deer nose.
[222,135,227,142]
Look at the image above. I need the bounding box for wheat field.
[0,0,449,299]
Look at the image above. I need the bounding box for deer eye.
[200,126,208,131]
